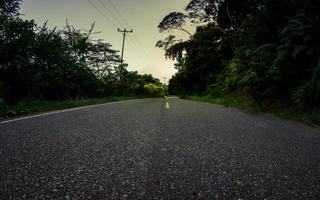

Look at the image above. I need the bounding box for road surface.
[1,98,320,199]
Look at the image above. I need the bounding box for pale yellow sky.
[20,0,195,81]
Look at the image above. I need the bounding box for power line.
[107,0,131,28]
[103,0,151,66]
[106,0,153,65]
[87,0,153,68]
[98,0,125,28]
[108,0,152,60]
[86,0,117,28]
[126,40,145,66]
[86,0,145,66]
[97,0,150,64]
[127,38,149,64]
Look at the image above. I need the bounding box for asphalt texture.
[0,98,320,200]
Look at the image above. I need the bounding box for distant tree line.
[158,0,320,109]
[0,0,165,104]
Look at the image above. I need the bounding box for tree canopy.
[159,0,320,109]
[0,0,21,16]
[158,12,192,36]
[0,0,166,103]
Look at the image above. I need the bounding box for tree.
[156,35,179,49]
[156,12,193,53]
[0,0,21,17]
[186,0,219,23]
[87,40,120,79]
[158,12,192,36]
[161,0,320,110]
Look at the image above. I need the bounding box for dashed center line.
[165,101,170,109]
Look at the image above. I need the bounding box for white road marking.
[0,99,144,125]
[166,101,170,109]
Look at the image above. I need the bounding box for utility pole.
[118,28,133,73]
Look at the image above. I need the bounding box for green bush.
[144,83,166,97]
[292,63,320,109]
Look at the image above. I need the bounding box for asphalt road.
[0,98,320,200]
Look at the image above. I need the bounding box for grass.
[182,95,320,127]
[0,96,146,120]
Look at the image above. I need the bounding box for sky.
[20,0,194,82]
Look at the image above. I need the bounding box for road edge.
[0,98,149,125]
[180,97,320,129]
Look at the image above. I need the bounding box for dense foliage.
[0,0,165,104]
[159,0,320,109]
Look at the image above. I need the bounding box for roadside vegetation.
[0,0,166,119]
[0,96,147,120]
[181,95,320,126]
[157,0,320,125]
